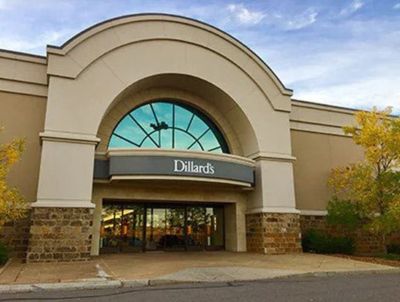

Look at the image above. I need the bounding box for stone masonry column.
[27,135,97,262]
[246,212,301,254]
[246,155,302,254]
[27,208,93,262]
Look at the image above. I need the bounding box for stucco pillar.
[27,135,97,262]
[91,197,102,256]
[224,201,246,252]
[245,155,302,254]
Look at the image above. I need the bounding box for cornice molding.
[246,207,301,214]
[299,210,328,216]
[247,152,296,162]
[31,200,95,208]
[40,131,100,145]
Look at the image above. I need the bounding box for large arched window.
[109,101,229,153]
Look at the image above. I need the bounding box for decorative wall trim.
[299,210,328,216]
[246,207,301,214]
[290,122,348,137]
[289,98,357,136]
[110,175,253,188]
[40,131,100,145]
[31,200,95,208]
[291,99,357,115]
[247,152,296,162]
[0,78,48,97]
[0,49,47,64]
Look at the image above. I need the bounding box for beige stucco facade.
[0,14,366,261]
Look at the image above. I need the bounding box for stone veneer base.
[246,212,302,254]
[26,207,93,262]
[0,211,31,258]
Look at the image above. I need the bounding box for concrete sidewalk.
[98,252,398,283]
[0,252,398,293]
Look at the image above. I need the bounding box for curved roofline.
[47,13,292,93]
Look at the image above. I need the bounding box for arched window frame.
[108,100,229,153]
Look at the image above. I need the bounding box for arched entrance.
[92,77,256,255]
[96,97,246,254]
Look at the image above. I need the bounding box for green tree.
[0,128,27,229]
[327,108,400,253]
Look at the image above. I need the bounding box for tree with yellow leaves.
[0,128,27,230]
[327,108,400,253]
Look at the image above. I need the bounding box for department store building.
[0,14,364,262]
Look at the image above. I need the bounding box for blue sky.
[0,0,399,112]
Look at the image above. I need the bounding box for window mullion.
[187,128,210,150]
[128,113,160,147]
[172,104,175,149]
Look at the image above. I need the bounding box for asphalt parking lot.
[1,272,400,302]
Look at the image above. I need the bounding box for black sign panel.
[94,155,254,185]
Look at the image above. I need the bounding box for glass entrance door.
[205,207,224,250]
[100,202,225,253]
[145,207,166,251]
[187,207,206,250]
[145,206,186,251]
[164,207,186,251]
[100,203,144,253]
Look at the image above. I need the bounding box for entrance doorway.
[100,202,225,253]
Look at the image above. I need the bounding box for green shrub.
[382,253,400,261]
[0,241,9,265]
[387,244,400,255]
[302,229,355,255]
[327,197,362,232]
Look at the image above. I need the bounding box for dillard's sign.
[95,156,254,184]
[173,159,215,175]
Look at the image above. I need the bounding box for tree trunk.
[382,233,387,254]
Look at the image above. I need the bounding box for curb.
[0,258,12,276]
[284,268,400,279]
[120,279,149,287]
[146,268,400,286]
[148,279,203,286]
[230,268,400,284]
[0,279,122,294]
[33,280,122,291]
[1,268,399,294]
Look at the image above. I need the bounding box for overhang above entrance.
[94,149,255,187]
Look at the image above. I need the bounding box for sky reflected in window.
[109,101,228,153]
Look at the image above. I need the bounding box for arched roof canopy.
[46,13,292,112]
[44,14,295,157]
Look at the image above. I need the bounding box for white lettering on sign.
[173,160,215,175]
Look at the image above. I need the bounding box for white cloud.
[285,8,318,30]
[339,0,364,16]
[293,77,400,113]
[227,3,265,25]
[284,44,400,112]
[0,29,73,53]
[394,3,400,10]
[226,6,318,31]
[255,17,400,114]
